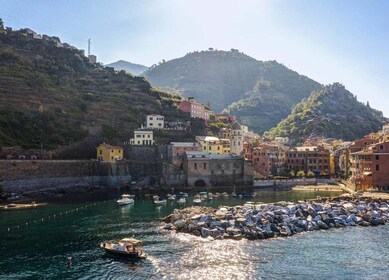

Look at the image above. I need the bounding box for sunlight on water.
[0,191,388,279]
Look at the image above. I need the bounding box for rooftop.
[98,143,123,150]
[170,142,201,147]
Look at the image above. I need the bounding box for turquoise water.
[0,190,388,279]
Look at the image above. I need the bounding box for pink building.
[179,98,210,120]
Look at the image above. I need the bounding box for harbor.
[1,189,389,279]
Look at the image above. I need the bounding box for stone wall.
[0,160,131,194]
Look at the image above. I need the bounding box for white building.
[146,114,164,129]
[383,123,389,134]
[230,122,244,155]
[274,137,289,145]
[130,130,155,145]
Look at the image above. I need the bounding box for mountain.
[143,49,322,133]
[266,83,387,143]
[0,26,185,149]
[106,60,148,76]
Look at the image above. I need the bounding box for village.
[2,97,388,193]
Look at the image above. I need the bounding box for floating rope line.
[5,199,114,233]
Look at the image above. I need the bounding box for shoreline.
[162,196,389,241]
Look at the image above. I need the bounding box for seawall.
[0,160,131,195]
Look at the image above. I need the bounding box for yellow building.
[97,143,124,162]
[195,136,224,155]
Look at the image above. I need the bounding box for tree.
[289,170,296,177]
[296,170,305,177]
[307,170,315,177]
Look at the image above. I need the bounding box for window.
[204,163,206,169]
[380,145,384,150]
[99,150,102,155]
[176,153,179,157]
[376,164,380,171]
[111,150,114,153]
[194,163,197,170]
[148,135,150,138]
[150,123,153,126]
[376,155,379,160]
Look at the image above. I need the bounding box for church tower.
[230,121,243,155]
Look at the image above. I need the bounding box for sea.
[0,189,388,280]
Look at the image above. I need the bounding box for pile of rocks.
[162,198,389,240]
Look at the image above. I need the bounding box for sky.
[1,0,388,116]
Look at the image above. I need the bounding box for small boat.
[167,194,176,201]
[213,192,220,198]
[154,197,167,205]
[117,194,134,205]
[178,197,186,204]
[193,194,202,204]
[177,192,189,198]
[231,192,237,198]
[100,238,147,259]
[208,192,213,200]
[222,192,229,198]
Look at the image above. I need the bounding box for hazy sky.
[1,0,388,116]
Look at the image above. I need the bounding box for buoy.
[26,222,28,226]
[54,214,56,217]
[8,228,10,232]
[42,218,44,221]
[67,257,72,267]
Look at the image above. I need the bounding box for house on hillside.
[130,130,155,145]
[97,143,123,162]
[145,114,164,129]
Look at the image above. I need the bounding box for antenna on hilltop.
[88,38,91,56]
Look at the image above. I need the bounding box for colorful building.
[167,142,202,167]
[195,136,224,154]
[286,146,330,175]
[97,143,123,162]
[179,98,210,120]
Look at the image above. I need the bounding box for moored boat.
[193,194,202,204]
[100,238,147,259]
[178,197,186,204]
[117,194,134,205]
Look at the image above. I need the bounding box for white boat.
[213,192,220,198]
[222,192,229,198]
[193,194,202,204]
[100,238,147,259]
[167,194,176,201]
[178,197,186,204]
[208,192,213,200]
[117,194,134,205]
[154,199,167,205]
[193,198,202,204]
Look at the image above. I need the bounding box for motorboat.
[167,194,176,201]
[100,238,147,259]
[153,196,167,205]
[193,194,202,204]
[178,197,186,204]
[213,192,220,198]
[222,192,229,198]
[200,192,207,201]
[207,192,213,200]
[117,194,134,205]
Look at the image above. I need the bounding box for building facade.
[184,151,245,187]
[195,136,224,155]
[97,143,123,162]
[146,114,164,129]
[286,146,330,175]
[130,130,155,145]
[167,142,202,167]
[179,98,210,120]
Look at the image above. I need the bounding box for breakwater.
[163,197,389,240]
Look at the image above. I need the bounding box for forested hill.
[106,60,148,76]
[143,49,322,133]
[0,25,183,149]
[267,83,387,143]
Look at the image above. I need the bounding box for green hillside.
[267,83,387,143]
[144,49,322,133]
[0,25,186,149]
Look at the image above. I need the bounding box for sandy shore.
[292,185,343,192]
[361,192,389,200]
